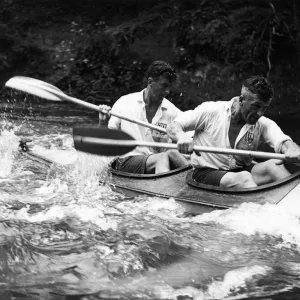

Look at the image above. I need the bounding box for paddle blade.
[5,76,63,101]
[73,127,136,156]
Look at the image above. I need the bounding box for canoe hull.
[108,165,300,215]
[21,149,300,215]
[109,184,219,215]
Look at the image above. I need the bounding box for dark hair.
[145,61,177,82]
[242,76,274,102]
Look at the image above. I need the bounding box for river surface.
[1,95,300,300]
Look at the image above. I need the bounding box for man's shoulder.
[202,100,226,107]
[115,90,143,104]
[162,98,181,111]
[257,116,276,126]
[255,116,281,133]
[195,100,228,113]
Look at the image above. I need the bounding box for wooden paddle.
[73,127,288,161]
[5,76,167,134]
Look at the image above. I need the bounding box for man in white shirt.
[99,61,188,174]
[167,76,300,188]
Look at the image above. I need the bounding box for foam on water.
[206,265,272,299]
[0,155,126,232]
[30,133,77,165]
[0,123,20,178]
[193,202,300,249]
[2,121,300,299]
[11,203,118,231]
[116,197,186,220]
[152,285,204,300]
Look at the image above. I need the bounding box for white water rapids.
[0,118,300,300]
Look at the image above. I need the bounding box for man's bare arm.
[167,122,194,154]
[281,140,300,162]
[167,122,187,141]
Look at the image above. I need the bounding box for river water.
[1,95,300,300]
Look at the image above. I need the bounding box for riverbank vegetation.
[0,0,299,117]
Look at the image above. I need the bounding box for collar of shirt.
[137,89,168,124]
[136,89,146,105]
[137,90,168,108]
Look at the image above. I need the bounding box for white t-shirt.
[174,97,292,170]
[108,89,182,156]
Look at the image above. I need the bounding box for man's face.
[240,90,271,125]
[149,75,173,102]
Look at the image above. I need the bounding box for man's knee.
[271,159,286,169]
[166,149,179,158]
[220,171,256,188]
[166,149,189,168]
[239,171,256,187]
[153,152,170,173]
[263,159,289,179]
[146,152,167,166]
[160,152,170,161]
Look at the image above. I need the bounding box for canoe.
[20,147,300,215]
[108,159,300,215]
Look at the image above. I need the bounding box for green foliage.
[0,0,300,114]
[129,0,300,111]
[55,20,147,103]
[0,0,55,77]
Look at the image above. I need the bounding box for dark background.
[0,0,299,123]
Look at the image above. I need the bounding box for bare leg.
[145,153,170,174]
[220,171,257,188]
[251,159,291,185]
[166,149,189,169]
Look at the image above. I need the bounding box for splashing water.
[0,118,300,300]
[192,202,300,250]
[0,122,21,178]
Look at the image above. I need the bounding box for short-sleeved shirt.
[108,90,182,157]
[174,97,292,170]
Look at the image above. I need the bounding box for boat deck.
[109,164,300,214]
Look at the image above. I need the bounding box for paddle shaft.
[17,80,167,134]
[73,98,167,132]
[58,93,165,130]
[74,136,287,160]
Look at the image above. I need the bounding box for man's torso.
[109,90,181,156]
[175,98,289,170]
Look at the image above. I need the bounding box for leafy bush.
[0,0,299,114]
[55,20,148,103]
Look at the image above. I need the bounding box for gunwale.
[109,162,300,214]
